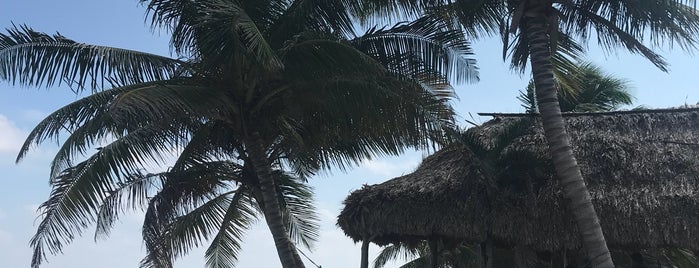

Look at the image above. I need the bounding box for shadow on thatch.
[338,108,699,252]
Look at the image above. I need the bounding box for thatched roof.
[338,108,699,252]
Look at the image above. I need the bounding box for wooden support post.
[428,239,439,268]
[360,239,370,268]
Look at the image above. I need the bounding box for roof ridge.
[478,107,699,117]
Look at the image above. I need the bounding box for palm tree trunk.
[246,132,306,268]
[524,18,614,268]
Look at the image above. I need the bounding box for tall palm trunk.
[246,132,306,268]
[524,18,614,268]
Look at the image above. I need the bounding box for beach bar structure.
[338,109,699,267]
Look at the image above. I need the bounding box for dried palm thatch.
[338,108,699,252]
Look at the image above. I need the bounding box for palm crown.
[0,1,479,268]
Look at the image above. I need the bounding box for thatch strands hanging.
[338,108,699,252]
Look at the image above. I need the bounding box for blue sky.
[1,1,699,268]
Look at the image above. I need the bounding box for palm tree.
[355,1,699,266]
[518,62,633,113]
[0,1,478,267]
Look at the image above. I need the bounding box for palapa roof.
[338,108,699,251]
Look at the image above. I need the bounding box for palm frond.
[432,0,504,39]
[281,36,386,80]
[140,161,243,267]
[373,242,423,268]
[0,24,181,91]
[517,81,538,113]
[507,25,585,74]
[563,6,669,71]
[563,63,633,112]
[196,0,282,69]
[140,0,207,57]
[204,188,258,268]
[352,15,479,85]
[278,75,454,174]
[665,248,699,267]
[30,121,193,268]
[267,0,358,47]
[398,257,430,268]
[108,82,236,125]
[570,1,699,48]
[159,192,235,260]
[30,162,96,268]
[274,171,319,249]
[169,120,240,172]
[558,1,699,72]
[140,194,231,268]
[94,171,163,240]
[141,0,281,69]
[518,61,634,113]
[16,82,135,163]
[352,0,451,24]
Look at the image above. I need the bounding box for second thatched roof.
[338,108,699,251]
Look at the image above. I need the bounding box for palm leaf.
[506,25,585,75]
[196,0,282,69]
[109,84,228,121]
[277,75,454,174]
[204,188,258,268]
[267,0,357,46]
[281,36,386,80]
[169,120,241,172]
[156,192,236,261]
[518,61,633,113]
[94,171,163,240]
[559,0,699,72]
[373,242,423,268]
[398,257,429,268]
[140,0,207,56]
[431,0,504,39]
[30,120,194,267]
[141,0,281,69]
[30,161,96,268]
[274,171,319,249]
[352,15,479,85]
[141,161,244,266]
[0,24,181,91]
[16,82,136,163]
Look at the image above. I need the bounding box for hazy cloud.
[0,114,25,155]
[20,109,48,123]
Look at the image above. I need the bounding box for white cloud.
[20,109,48,123]
[0,114,26,155]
